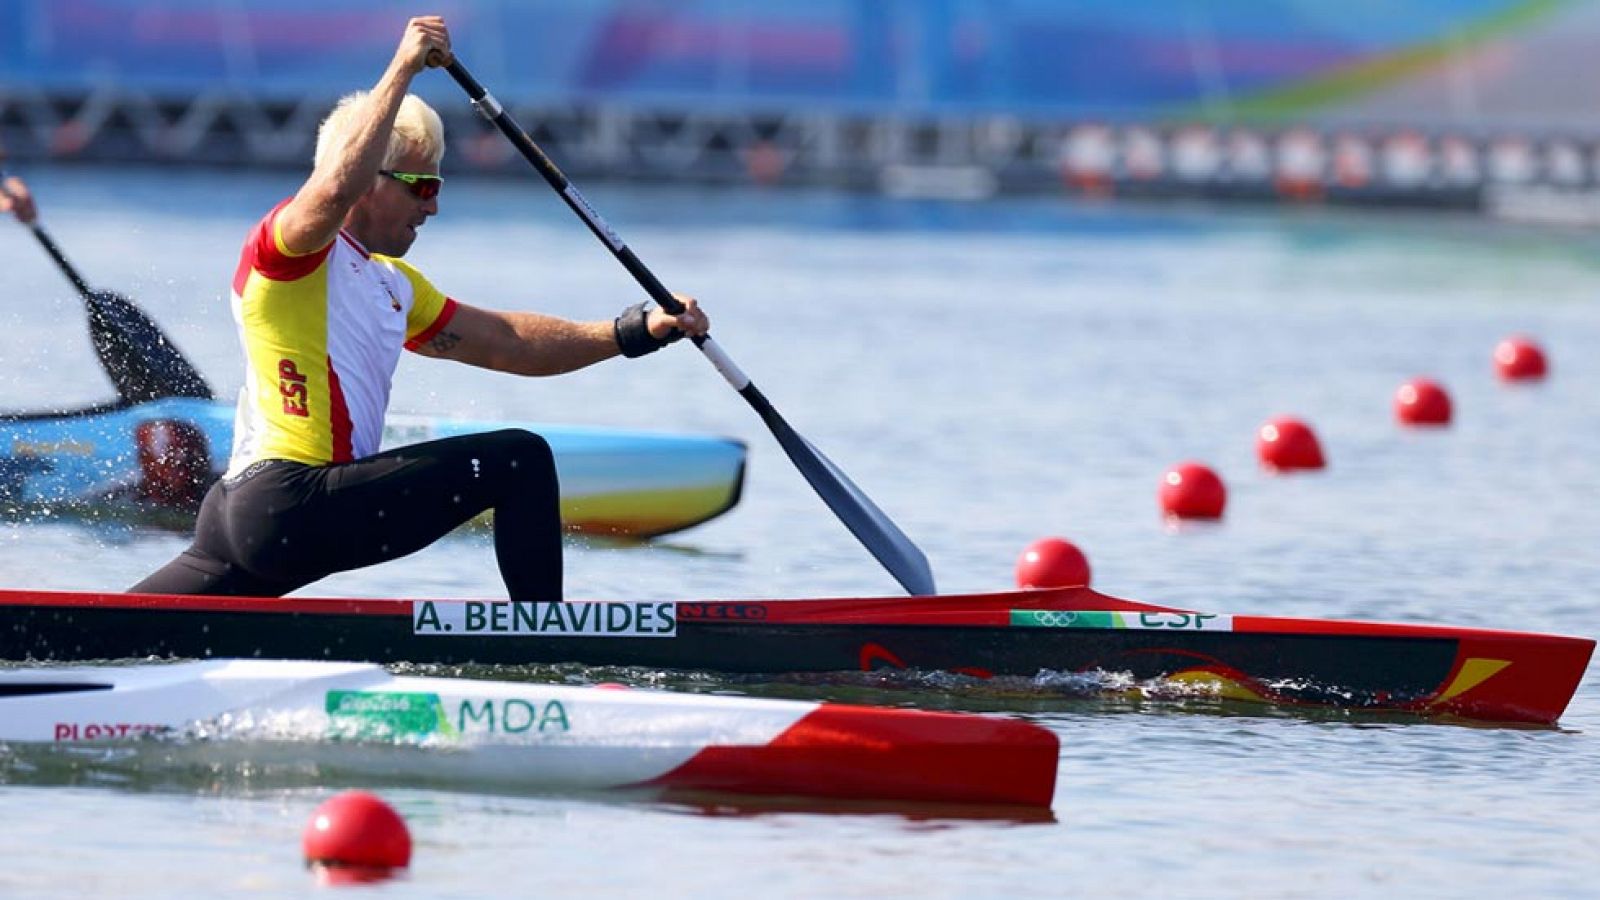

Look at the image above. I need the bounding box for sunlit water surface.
[0,167,1597,897]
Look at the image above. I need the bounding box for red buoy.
[1394,378,1452,426]
[1159,462,1226,520]
[1256,416,1326,471]
[1015,537,1091,588]
[1493,336,1548,382]
[303,791,411,880]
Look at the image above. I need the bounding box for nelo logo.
[678,603,768,621]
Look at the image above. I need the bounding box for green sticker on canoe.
[325,690,456,740]
[1010,610,1233,630]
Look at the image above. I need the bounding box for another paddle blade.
[765,416,936,597]
[86,290,213,402]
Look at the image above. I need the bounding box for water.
[1,167,1598,897]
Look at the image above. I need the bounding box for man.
[133,16,708,600]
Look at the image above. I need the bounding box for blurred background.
[6,0,1600,220]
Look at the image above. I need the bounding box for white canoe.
[0,659,1058,808]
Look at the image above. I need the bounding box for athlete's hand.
[649,293,709,340]
[0,176,37,225]
[394,16,452,75]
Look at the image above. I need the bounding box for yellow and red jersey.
[225,199,457,475]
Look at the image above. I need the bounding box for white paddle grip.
[696,336,750,391]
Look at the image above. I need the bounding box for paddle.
[438,56,936,596]
[0,161,213,403]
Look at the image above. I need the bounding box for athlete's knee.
[490,428,556,477]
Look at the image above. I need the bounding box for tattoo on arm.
[427,329,463,354]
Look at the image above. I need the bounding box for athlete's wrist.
[614,302,682,358]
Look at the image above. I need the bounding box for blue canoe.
[0,397,745,537]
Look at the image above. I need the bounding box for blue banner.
[0,0,1571,119]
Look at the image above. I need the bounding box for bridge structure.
[5,0,1600,221]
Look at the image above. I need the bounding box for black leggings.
[130,429,563,601]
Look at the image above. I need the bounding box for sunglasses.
[378,169,443,200]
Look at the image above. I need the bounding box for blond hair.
[314,92,445,171]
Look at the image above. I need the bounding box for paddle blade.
[765,417,936,597]
[87,290,213,402]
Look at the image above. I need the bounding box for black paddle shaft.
[0,164,89,295]
[24,221,93,297]
[440,63,683,313]
[440,57,936,596]
[440,62,781,416]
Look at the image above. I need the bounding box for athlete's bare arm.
[276,17,450,255]
[414,297,709,376]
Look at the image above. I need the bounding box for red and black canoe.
[0,585,1589,725]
